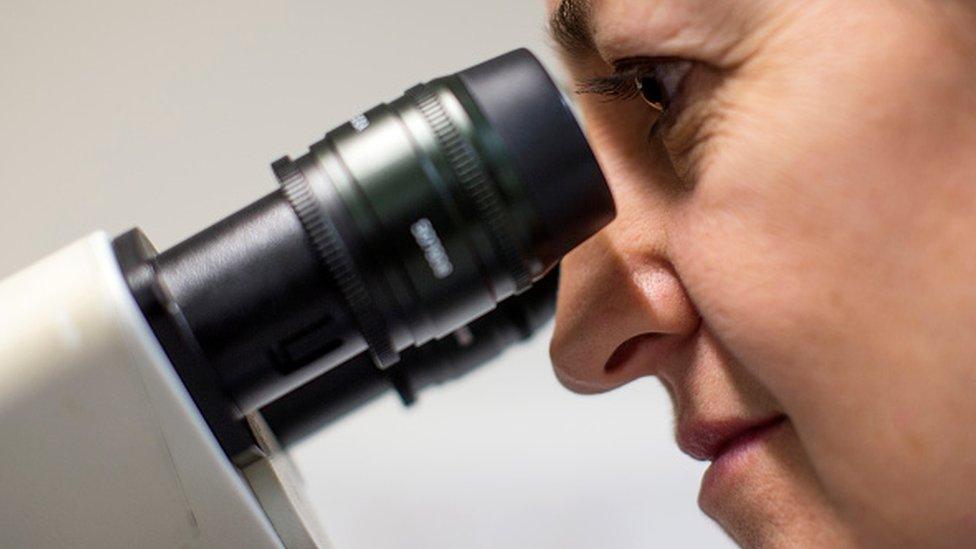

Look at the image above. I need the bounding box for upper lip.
[677,415,786,462]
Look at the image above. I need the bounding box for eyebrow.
[548,0,597,56]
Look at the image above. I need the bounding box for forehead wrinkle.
[552,0,695,63]
[597,1,772,66]
[597,1,701,59]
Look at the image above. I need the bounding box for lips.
[677,415,787,462]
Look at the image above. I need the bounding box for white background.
[0,1,732,547]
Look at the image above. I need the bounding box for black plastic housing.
[261,270,558,447]
[153,192,368,412]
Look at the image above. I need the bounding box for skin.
[545,0,976,547]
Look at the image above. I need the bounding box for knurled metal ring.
[406,84,533,293]
[273,156,399,368]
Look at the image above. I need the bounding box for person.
[544,0,976,547]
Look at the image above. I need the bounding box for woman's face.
[546,0,976,546]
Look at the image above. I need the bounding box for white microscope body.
[0,233,328,548]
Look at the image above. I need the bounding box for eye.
[635,75,666,111]
[577,57,693,114]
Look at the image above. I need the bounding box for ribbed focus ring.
[406,84,533,293]
[272,157,399,368]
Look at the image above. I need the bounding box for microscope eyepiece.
[113,49,614,461]
[260,268,561,448]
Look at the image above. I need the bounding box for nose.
[550,229,699,393]
[549,130,699,394]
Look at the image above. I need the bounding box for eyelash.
[576,57,689,110]
[577,60,652,101]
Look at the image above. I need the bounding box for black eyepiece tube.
[260,269,559,447]
[457,51,612,266]
[115,49,613,461]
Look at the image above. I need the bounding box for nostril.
[604,332,664,372]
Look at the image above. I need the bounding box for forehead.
[549,0,748,63]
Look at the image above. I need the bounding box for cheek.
[664,4,949,417]
[668,180,820,390]
[666,142,888,540]
[668,84,915,423]
[666,12,976,538]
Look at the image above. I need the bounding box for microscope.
[0,49,614,548]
